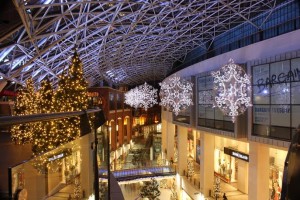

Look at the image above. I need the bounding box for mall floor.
[45,179,248,200]
[46,139,248,200]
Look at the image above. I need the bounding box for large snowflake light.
[159,75,193,116]
[125,87,142,109]
[125,82,158,110]
[211,59,252,122]
[198,90,214,107]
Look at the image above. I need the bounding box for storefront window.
[252,58,300,140]
[187,129,194,158]
[197,72,234,131]
[214,137,249,186]
[269,148,287,200]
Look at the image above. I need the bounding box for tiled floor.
[46,184,74,200]
[206,181,248,200]
[120,182,172,200]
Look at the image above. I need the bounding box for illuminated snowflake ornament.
[211,59,252,122]
[125,82,158,110]
[137,82,158,110]
[125,87,142,109]
[198,90,214,107]
[159,75,193,116]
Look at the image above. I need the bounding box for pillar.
[118,118,123,146]
[161,110,169,156]
[167,123,175,161]
[237,160,249,193]
[162,110,174,161]
[248,141,269,200]
[110,120,116,151]
[126,117,131,142]
[177,125,188,176]
[200,132,215,197]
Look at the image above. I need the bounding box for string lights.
[211,59,252,122]
[11,78,37,144]
[12,50,89,157]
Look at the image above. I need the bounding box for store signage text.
[224,147,249,162]
[48,153,64,162]
[256,67,300,93]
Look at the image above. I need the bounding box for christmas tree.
[187,160,194,178]
[32,78,57,155]
[67,50,88,111]
[73,176,81,199]
[213,176,221,198]
[140,178,161,200]
[99,182,108,200]
[54,50,89,143]
[11,78,37,144]
[170,179,178,200]
[156,154,163,166]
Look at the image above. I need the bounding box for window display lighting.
[211,59,252,122]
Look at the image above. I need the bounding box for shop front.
[269,148,287,200]
[214,137,249,193]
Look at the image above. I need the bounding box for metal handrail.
[0,108,101,126]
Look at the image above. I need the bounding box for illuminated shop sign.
[48,153,64,162]
[224,147,249,162]
[48,149,71,162]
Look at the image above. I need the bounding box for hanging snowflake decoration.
[211,59,252,122]
[137,82,158,110]
[125,87,142,109]
[125,82,158,110]
[198,90,214,107]
[159,75,193,116]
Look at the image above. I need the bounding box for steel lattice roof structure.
[0,0,294,88]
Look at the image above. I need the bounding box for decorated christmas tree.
[54,50,89,143]
[32,78,57,155]
[156,154,163,166]
[187,160,194,178]
[213,176,221,198]
[140,178,161,200]
[73,176,81,199]
[11,78,37,144]
[170,178,178,200]
[67,50,88,111]
[99,182,108,200]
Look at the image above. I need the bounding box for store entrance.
[215,150,237,187]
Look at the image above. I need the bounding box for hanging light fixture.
[211,58,252,122]
[159,75,193,116]
[124,82,158,110]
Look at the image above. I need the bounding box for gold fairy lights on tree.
[11,78,37,144]
[12,50,89,157]
[54,50,89,143]
[32,78,58,155]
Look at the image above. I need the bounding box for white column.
[167,123,175,161]
[248,141,269,200]
[200,132,215,197]
[237,160,248,193]
[177,126,188,176]
[162,110,174,161]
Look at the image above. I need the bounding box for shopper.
[223,193,228,200]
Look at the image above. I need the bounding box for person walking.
[223,193,228,200]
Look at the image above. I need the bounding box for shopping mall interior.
[1,1,300,200]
